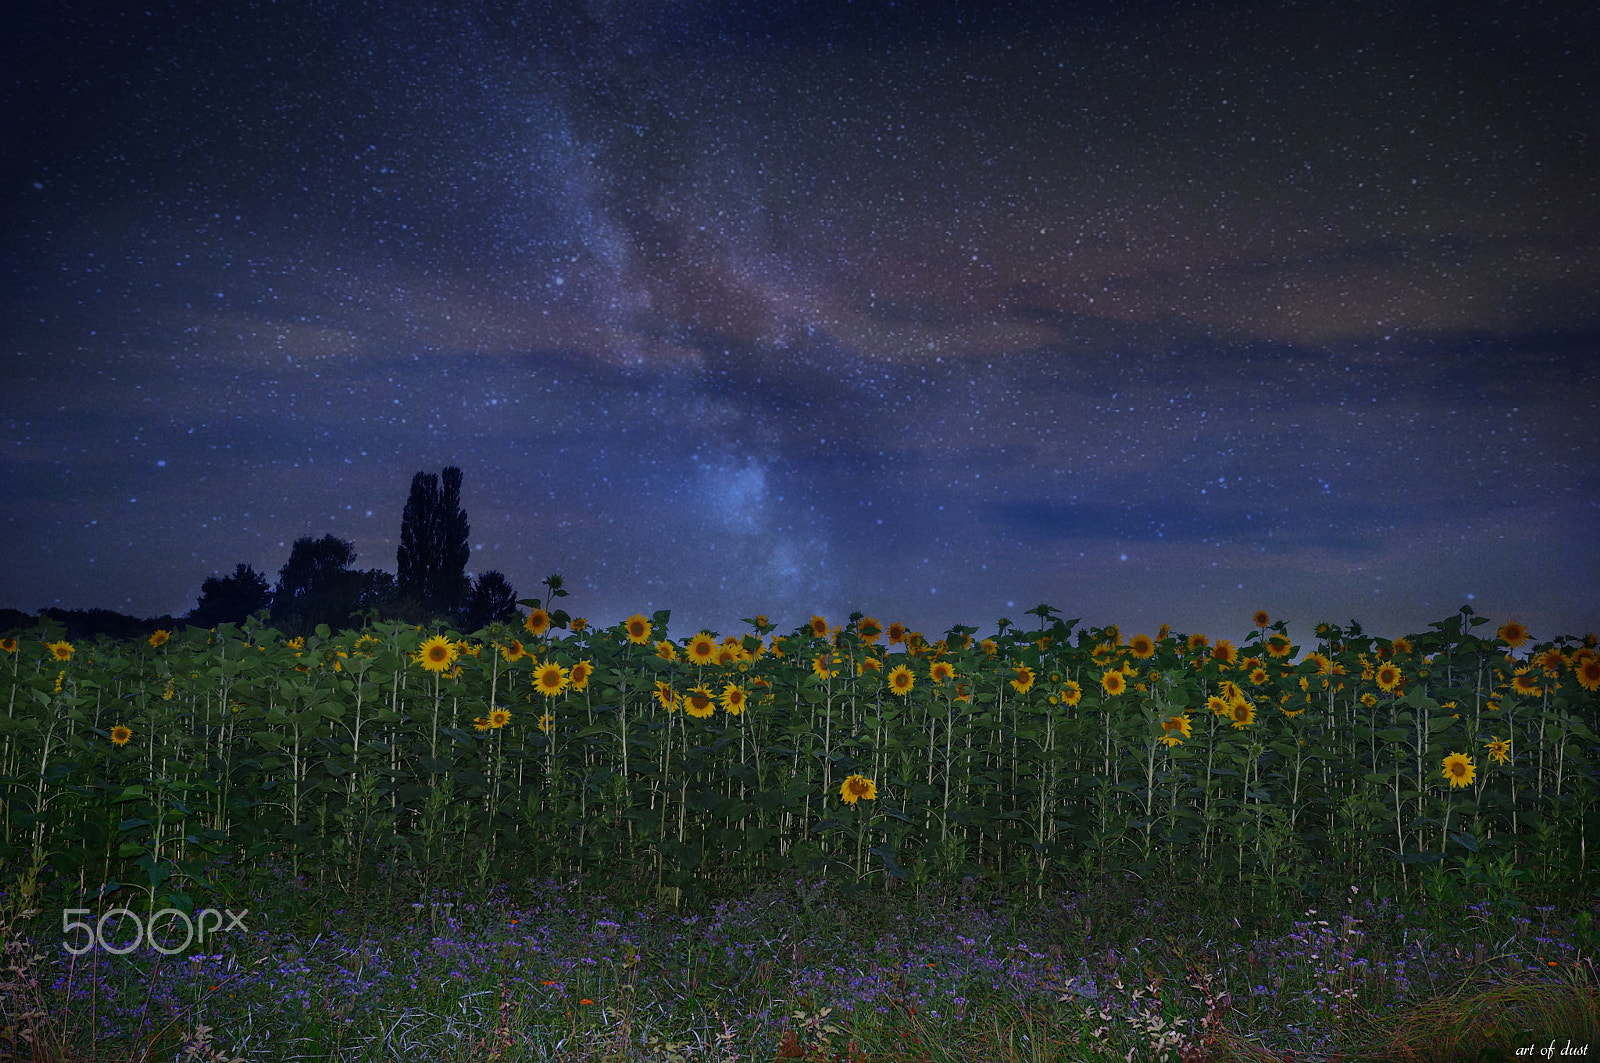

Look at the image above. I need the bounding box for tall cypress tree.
[397,466,471,617]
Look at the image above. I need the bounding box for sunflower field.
[3,605,1598,912]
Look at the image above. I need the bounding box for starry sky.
[4,0,1598,643]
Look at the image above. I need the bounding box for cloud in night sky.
[3,0,1598,643]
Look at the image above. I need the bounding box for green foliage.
[1,605,1597,914]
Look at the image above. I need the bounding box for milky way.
[4,0,1598,641]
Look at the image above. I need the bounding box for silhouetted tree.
[190,563,273,627]
[273,534,362,632]
[463,570,519,630]
[397,466,471,618]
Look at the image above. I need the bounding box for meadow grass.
[3,853,1597,1062]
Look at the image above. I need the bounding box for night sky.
[4,1,1598,643]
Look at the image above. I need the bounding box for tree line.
[5,467,521,640]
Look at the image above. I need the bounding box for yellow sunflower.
[812,653,839,680]
[1249,666,1270,686]
[720,683,748,716]
[1496,620,1530,649]
[654,680,679,712]
[110,725,133,747]
[1159,714,1191,747]
[501,639,527,662]
[46,640,74,662]
[1484,737,1512,766]
[1265,634,1293,659]
[858,656,882,675]
[1375,663,1403,693]
[1059,680,1083,706]
[1511,668,1542,697]
[1442,752,1476,788]
[687,632,718,666]
[538,713,554,733]
[1101,669,1127,696]
[532,661,569,697]
[684,685,716,718]
[1228,700,1256,729]
[809,615,829,638]
[1128,634,1156,660]
[929,660,956,684]
[568,660,593,692]
[887,664,915,696]
[1211,640,1239,668]
[656,640,678,662]
[0,637,16,654]
[472,716,493,732]
[624,614,652,644]
[415,635,456,673]
[1253,610,1271,629]
[1576,658,1600,693]
[839,774,877,804]
[148,629,170,649]
[523,608,551,637]
[887,622,908,646]
[1010,664,1036,695]
[858,617,883,644]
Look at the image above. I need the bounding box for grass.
[3,855,1598,1063]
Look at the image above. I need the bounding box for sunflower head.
[523,608,552,637]
[684,686,716,718]
[1375,663,1403,693]
[1442,752,1477,788]
[1496,620,1530,649]
[1228,699,1256,729]
[1129,634,1156,660]
[687,632,717,665]
[532,661,569,697]
[624,614,652,644]
[110,725,132,747]
[1100,669,1126,696]
[929,661,955,684]
[488,707,512,729]
[887,664,915,696]
[568,660,593,691]
[46,640,74,662]
[809,615,829,638]
[1576,658,1600,693]
[839,774,877,805]
[415,635,457,673]
[1010,665,1036,694]
[1253,610,1271,629]
[148,629,171,649]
